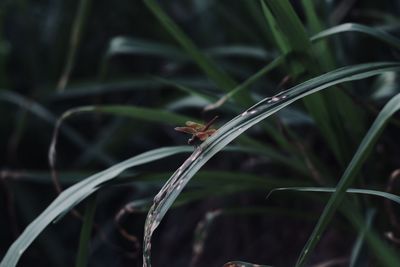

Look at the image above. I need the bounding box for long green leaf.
[0,90,114,164]
[141,62,400,267]
[75,194,97,267]
[0,146,192,267]
[301,0,336,69]
[0,146,304,267]
[205,55,285,110]
[349,209,375,267]
[49,109,305,199]
[260,0,291,54]
[49,105,192,159]
[268,186,400,266]
[94,105,192,125]
[261,0,310,53]
[52,104,307,176]
[56,23,400,103]
[105,36,186,60]
[260,0,355,166]
[296,92,400,266]
[56,0,92,92]
[143,0,237,94]
[268,187,400,205]
[47,105,192,182]
[311,23,400,50]
[105,36,271,61]
[344,207,400,267]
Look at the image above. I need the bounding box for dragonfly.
[175,116,218,145]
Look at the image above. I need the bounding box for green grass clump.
[1,1,400,266]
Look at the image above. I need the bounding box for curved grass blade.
[48,104,191,157]
[198,22,400,109]
[62,23,400,102]
[311,23,400,50]
[106,37,271,61]
[50,104,192,168]
[105,36,186,60]
[295,92,400,267]
[52,77,214,102]
[141,62,400,267]
[267,187,400,205]
[0,146,193,267]
[93,105,192,125]
[48,105,192,191]
[0,147,301,267]
[160,75,306,169]
[158,69,301,161]
[0,90,113,164]
[268,185,400,266]
[52,105,306,176]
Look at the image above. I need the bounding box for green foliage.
[1,1,400,266]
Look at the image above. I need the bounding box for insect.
[175,116,218,145]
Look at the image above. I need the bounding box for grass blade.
[206,45,272,60]
[301,0,336,69]
[0,146,193,267]
[205,55,285,110]
[0,90,114,164]
[106,37,271,61]
[260,0,350,166]
[349,209,375,267]
[143,0,236,92]
[0,146,303,267]
[311,23,400,50]
[143,0,252,105]
[93,105,192,125]
[268,187,400,205]
[105,36,186,60]
[141,62,400,267]
[56,0,92,92]
[75,193,97,267]
[48,105,193,191]
[344,207,400,267]
[268,186,400,266]
[260,0,291,54]
[52,104,307,175]
[260,0,310,53]
[295,92,400,267]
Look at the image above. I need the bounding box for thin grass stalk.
[56,0,92,92]
[75,193,97,267]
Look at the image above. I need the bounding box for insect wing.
[185,121,204,130]
[174,126,197,134]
